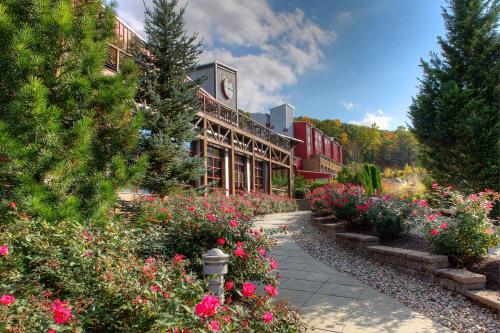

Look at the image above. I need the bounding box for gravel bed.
[286,212,499,333]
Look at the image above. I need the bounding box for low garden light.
[202,248,229,303]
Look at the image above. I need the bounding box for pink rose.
[195,295,220,318]
[209,320,221,332]
[216,238,225,245]
[188,205,197,211]
[234,247,246,257]
[258,248,266,256]
[264,285,278,297]
[9,202,16,209]
[229,220,238,228]
[263,311,274,323]
[145,257,156,264]
[207,213,217,222]
[0,245,9,256]
[241,282,256,297]
[430,229,439,236]
[0,295,15,305]
[427,214,435,222]
[269,257,278,270]
[173,254,184,263]
[225,280,234,291]
[440,223,447,229]
[49,299,72,324]
[432,183,438,189]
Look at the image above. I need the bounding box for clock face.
[221,78,234,99]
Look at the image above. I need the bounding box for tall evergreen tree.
[0,0,145,223]
[135,0,204,195]
[409,0,499,191]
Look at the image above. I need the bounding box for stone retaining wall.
[309,215,499,312]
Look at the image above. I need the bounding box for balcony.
[197,91,292,150]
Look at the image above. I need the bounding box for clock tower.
[190,61,238,110]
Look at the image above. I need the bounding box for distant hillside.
[295,116,418,169]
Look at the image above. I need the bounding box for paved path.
[255,212,451,333]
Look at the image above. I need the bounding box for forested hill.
[295,116,418,169]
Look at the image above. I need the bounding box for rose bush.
[0,196,305,332]
[308,183,499,264]
[420,185,499,265]
[133,191,295,290]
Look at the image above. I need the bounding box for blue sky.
[116,0,447,130]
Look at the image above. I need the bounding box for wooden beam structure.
[194,90,294,197]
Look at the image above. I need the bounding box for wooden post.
[251,140,256,192]
[203,118,208,195]
[288,156,293,198]
[268,147,272,195]
[230,131,235,195]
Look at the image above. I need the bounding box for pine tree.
[409,0,499,192]
[0,0,145,223]
[135,0,204,196]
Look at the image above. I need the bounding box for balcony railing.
[197,91,291,150]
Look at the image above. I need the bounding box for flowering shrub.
[308,182,499,264]
[134,191,295,290]
[0,199,305,332]
[365,196,415,239]
[420,185,499,264]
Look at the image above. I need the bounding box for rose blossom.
[263,311,274,324]
[440,223,448,229]
[269,257,278,270]
[50,299,72,324]
[229,220,238,228]
[173,254,184,263]
[432,183,439,189]
[241,282,256,297]
[209,320,221,332]
[195,295,220,318]
[0,295,15,305]
[258,248,266,256]
[225,280,234,291]
[9,202,16,209]
[216,237,225,245]
[427,214,436,222]
[264,285,278,297]
[207,213,217,222]
[234,247,246,257]
[0,245,9,256]
[188,205,197,211]
[430,229,439,236]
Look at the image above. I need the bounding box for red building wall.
[293,122,312,159]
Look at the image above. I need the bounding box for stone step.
[434,268,486,293]
[464,289,500,313]
[312,215,336,224]
[320,223,346,235]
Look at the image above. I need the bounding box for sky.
[115,0,447,130]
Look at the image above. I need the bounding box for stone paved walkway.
[255,211,451,333]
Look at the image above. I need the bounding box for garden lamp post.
[202,248,229,303]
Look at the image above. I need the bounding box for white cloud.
[340,100,356,110]
[349,110,392,129]
[335,11,352,23]
[115,0,335,113]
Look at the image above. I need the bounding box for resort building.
[189,62,300,196]
[251,105,344,182]
[107,15,338,196]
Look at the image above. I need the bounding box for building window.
[207,146,223,190]
[255,161,264,192]
[235,154,246,193]
[282,128,288,132]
